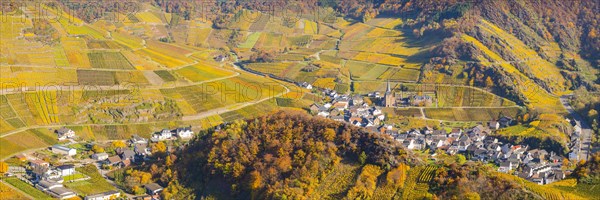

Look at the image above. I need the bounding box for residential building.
[176,126,194,139]
[129,135,148,145]
[121,149,136,162]
[145,183,164,195]
[151,129,173,142]
[57,165,75,177]
[92,153,109,161]
[56,127,75,141]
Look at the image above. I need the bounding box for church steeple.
[383,79,394,107]
[386,79,391,93]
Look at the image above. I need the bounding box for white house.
[372,108,382,116]
[317,111,330,117]
[51,145,76,156]
[57,165,75,177]
[176,126,194,139]
[301,82,313,90]
[92,153,109,161]
[498,161,513,173]
[129,135,148,145]
[152,129,173,142]
[56,127,75,141]
[489,120,500,130]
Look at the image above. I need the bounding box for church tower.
[384,80,394,107]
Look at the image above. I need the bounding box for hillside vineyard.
[0,1,598,199]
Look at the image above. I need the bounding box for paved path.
[560,95,592,161]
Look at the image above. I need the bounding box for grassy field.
[436,85,516,107]
[0,181,29,200]
[311,162,361,199]
[347,60,389,80]
[0,67,79,88]
[134,47,194,69]
[0,129,56,159]
[424,107,521,121]
[65,165,116,196]
[238,32,262,49]
[4,178,53,199]
[154,70,178,82]
[135,12,164,24]
[160,74,286,114]
[88,52,134,69]
[63,173,88,182]
[548,179,600,199]
[175,64,235,82]
[112,32,144,49]
[77,70,117,85]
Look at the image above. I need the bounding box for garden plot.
[77,70,117,85]
[175,64,236,82]
[88,51,134,69]
[0,129,56,159]
[424,107,521,121]
[346,60,389,80]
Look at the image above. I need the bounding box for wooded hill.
[161,111,594,199]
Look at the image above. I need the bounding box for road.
[560,95,592,161]
[182,61,291,121]
[1,59,291,160]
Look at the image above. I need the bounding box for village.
[306,81,584,186]
[2,126,194,200]
[0,83,585,199]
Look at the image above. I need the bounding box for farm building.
[36,180,77,199]
[85,190,121,200]
[51,145,77,156]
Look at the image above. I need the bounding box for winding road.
[560,95,593,161]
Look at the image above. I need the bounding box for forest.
[174,110,422,199]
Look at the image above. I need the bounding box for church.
[383,80,395,107]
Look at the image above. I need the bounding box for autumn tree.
[323,128,336,142]
[359,151,367,165]
[152,142,167,154]
[111,141,127,149]
[91,145,105,153]
[0,162,8,175]
[485,76,494,88]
